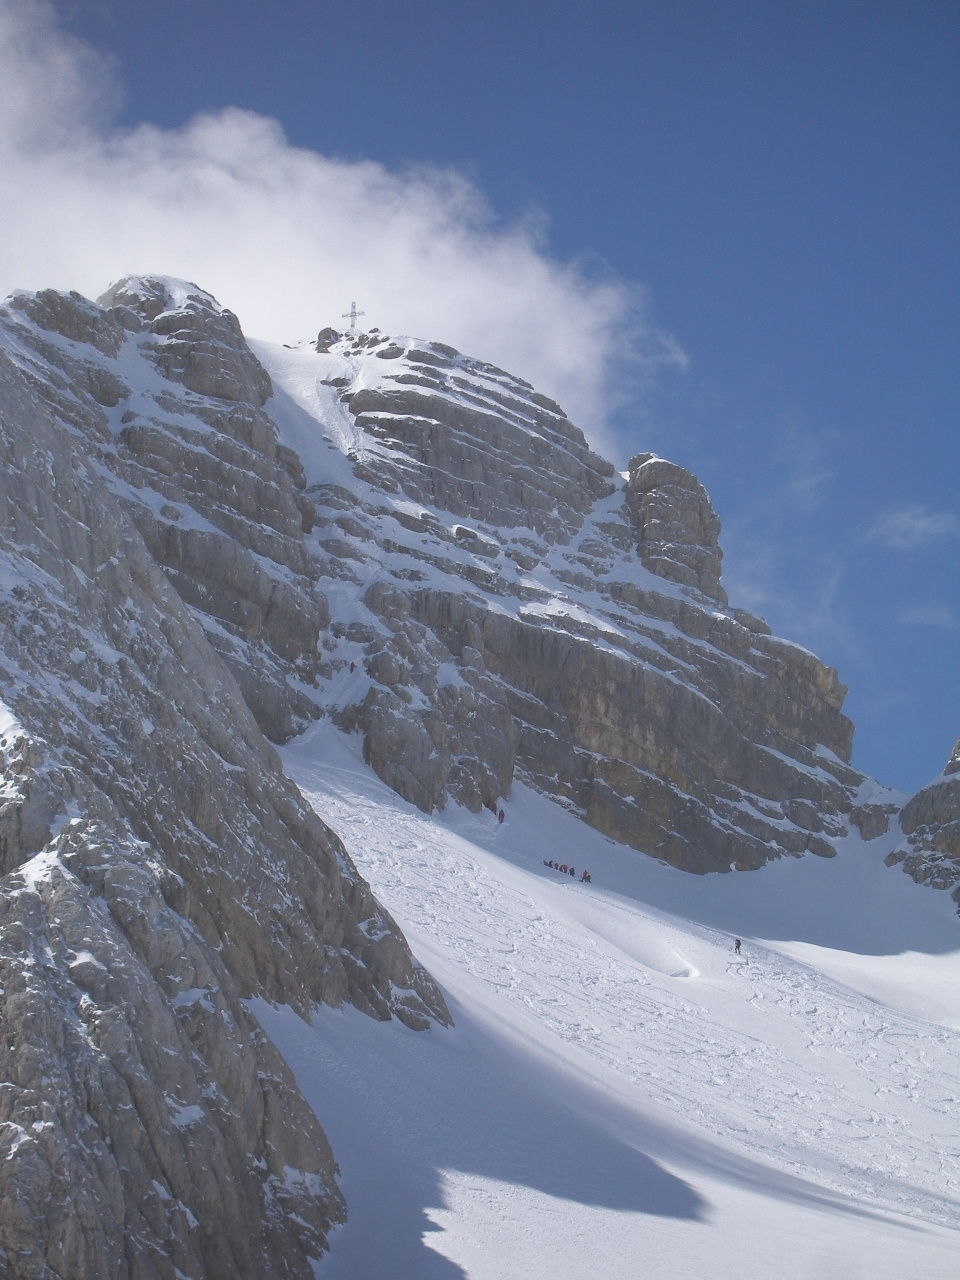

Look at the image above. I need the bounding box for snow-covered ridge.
[2,273,951,889]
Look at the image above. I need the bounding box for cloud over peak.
[0,0,682,456]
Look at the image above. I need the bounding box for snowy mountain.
[253,326,864,874]
[0,277,956,1277]
[270,721,959,1278]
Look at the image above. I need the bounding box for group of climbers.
[543,860,591,883]
[485,803,589,881]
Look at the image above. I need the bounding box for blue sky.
[6,0,958,791]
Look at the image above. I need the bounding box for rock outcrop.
[624,452,726,604]
[340,336,617,541]
[0,804,344,1279]
[255,326,862,874]
[8,281,325,745]
[886,736,960,904]
[0,283,448,1278]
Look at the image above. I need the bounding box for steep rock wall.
[0,293,448,1278]
[624,452,726,604]
[256,328,862,875]
[6,281,325,743]
[886,736,960,905]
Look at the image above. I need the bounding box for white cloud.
[0,0,683,456]
[866,503,959,550]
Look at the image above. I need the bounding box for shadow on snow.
[253,995,705,1280]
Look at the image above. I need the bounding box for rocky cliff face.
[256,326,863,875]
[1,272,948,1274]
[885,736,960,903]
[0,281,448,1279]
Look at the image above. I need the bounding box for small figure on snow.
[580,869,591,883]
[734,938,742,955]
[349,661,356,673]
[498,808,505,824]
[569,866,575,877]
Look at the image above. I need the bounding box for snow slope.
[253,722,960,1279]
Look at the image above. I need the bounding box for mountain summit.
[0,277,955,1275]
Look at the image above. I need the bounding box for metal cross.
[341,301,365,332]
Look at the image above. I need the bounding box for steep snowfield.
[253,723,960,1279]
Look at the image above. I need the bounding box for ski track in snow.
[265,724,960,1279]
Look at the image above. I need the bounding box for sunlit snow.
[250,721,960,1280]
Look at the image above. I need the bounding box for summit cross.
[342,302,365,332]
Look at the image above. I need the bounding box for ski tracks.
[291,752,960,1229]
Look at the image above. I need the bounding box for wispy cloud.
[899,605,959,632]
[721,535,857,662]
[0,0,683,456]
[752,409,838,515]
[712,409,848,659]
[866,504,959,550]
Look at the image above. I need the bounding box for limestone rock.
[0,287,450,1276]
[99,276,273,406]
[849,802,898,841]
[0,808,345,1280]
[255,327,862,874]
[334,333,617,542]
[886,736,960,903]
[4,279,326,744]
[624,453,727,604]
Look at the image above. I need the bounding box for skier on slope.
[734,938,742,955]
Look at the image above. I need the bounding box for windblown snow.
[253,721,960,1280]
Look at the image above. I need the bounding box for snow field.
[258,722,960,1279]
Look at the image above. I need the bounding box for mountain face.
[255,324,864,875]
[884,736,960,901]
[0,276,955,1275]
[0,281,447,1280]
